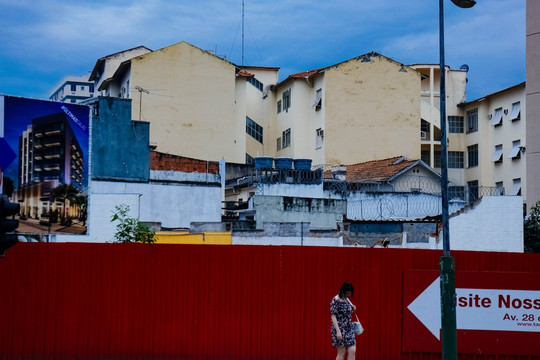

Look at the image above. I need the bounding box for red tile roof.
[289,67,326,78]
[236,69,254,78]
[345,156,417,182]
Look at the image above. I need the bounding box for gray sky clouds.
[0,0,525,100]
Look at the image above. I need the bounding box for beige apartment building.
[461,83,526,202]
[410,64,468,185]
[274,52,421,166]
[88,41,529,208]
[91,41,279,164]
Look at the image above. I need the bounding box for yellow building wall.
[130,41,245,163]
[324,55,421,165]
[155,231,232,245]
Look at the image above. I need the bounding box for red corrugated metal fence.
[0,243,538,359]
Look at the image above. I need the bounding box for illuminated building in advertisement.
[16,112,84,219]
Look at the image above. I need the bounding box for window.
[247,77,263,92]
[282,128,291,148]
[492,144,503,163]
[467,144,478,167]
[246,117,263,143]
[510,102,521,121]
[277,100,282,114]
[89,85,95,93]
[466,108,478,133]
[449,186,465,201]
[495,182,505,195]
[491,108,503,126]
[316,128,324,148]
[448,151,464,168]
[276,138,282,151]
[421,150,430,166]
[245,154,254,165]
[313,89,322,111]
[70,84,76,91]
[468,180,479,201]
[421,119,430,140]
[282,89,291,112]
[511,178,521,196]
[448,116,464,133]
[434,151,441,168]
[509,140,521,159]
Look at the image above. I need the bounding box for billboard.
[0,95,89,235]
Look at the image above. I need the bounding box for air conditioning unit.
[420,131,426,139]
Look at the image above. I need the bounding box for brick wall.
[150,151,219,173]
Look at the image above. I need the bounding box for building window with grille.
[492,144,503,163]
[316,128,324,148]
[467,144,478,167]
[282,89,291,112]
[277,100,282,114]
[246,154,254,165]
[247,77,264,92]
[511,178,521,195]
[434,151,441,168]
[448,116,464,133]
[313,89,322,111]
[448,151,464,168]
[496,181,505,195]
[282,128,291,148]
[491,108,503,126]
[468,180,479,201]
[509,102,521,121]
[246,117,263,143]
[276,137,281,151]
[466,108,478,133]
[509,140,521,159]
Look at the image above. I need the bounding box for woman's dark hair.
[339,282,354,298]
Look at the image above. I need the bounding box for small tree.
[524,201,540,253]
[110,205,156,243]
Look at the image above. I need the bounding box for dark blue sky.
[0,0,525,102]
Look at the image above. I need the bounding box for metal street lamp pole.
[439,1,475,359]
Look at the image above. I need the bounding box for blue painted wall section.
[91,97,149,181]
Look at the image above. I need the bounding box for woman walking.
[330,282,357,360]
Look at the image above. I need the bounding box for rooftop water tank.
[254,156,274,169]
[293,158,312,170]
[274,157,293,169]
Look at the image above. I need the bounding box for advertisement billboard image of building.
[0,95,89,235]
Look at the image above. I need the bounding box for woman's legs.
[347,345,356,359]
[336,346,346,360]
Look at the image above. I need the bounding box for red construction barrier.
[0,243,538,360]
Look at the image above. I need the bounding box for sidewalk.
[15,216,87,235]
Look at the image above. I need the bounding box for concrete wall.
[441,196,524,252]
[130,41,245,163]
[90,178,221,230]
[324,54,421,165]
[252,195,345,230]
[91,97,150,181]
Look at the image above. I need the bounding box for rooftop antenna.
[135,86,149,121]
[242,0,245,66]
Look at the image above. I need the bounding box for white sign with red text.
[408,278,540,339]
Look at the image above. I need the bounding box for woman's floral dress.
[330,296,356,348]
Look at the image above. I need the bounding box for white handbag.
[348,299,364,335]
